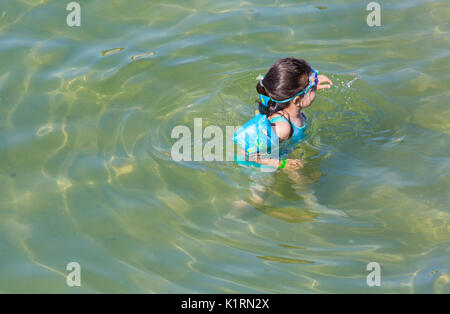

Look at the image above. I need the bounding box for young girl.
[245,57,333,170]
[230,58,338,219]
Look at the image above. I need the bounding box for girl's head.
[257,57,317,116]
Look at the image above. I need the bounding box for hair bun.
[256,80,266,95]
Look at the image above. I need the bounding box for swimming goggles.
[259,68,319,107]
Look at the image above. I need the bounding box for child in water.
[230,58,336,218]
[237,57,333,170]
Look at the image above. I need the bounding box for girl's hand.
[317,74,333,90]
[282,159,304,171]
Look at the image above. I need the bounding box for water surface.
[0,0,449,293]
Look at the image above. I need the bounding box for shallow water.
[0,0,449,293]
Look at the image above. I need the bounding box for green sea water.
[0,0,449,293]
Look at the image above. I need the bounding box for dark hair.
[257,57,313,118]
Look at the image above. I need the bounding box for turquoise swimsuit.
[269,112,307,145]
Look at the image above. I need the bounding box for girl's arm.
[250,155,304,171]
[236,147,304,171]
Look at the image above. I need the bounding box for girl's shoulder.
[268,113,292,141]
